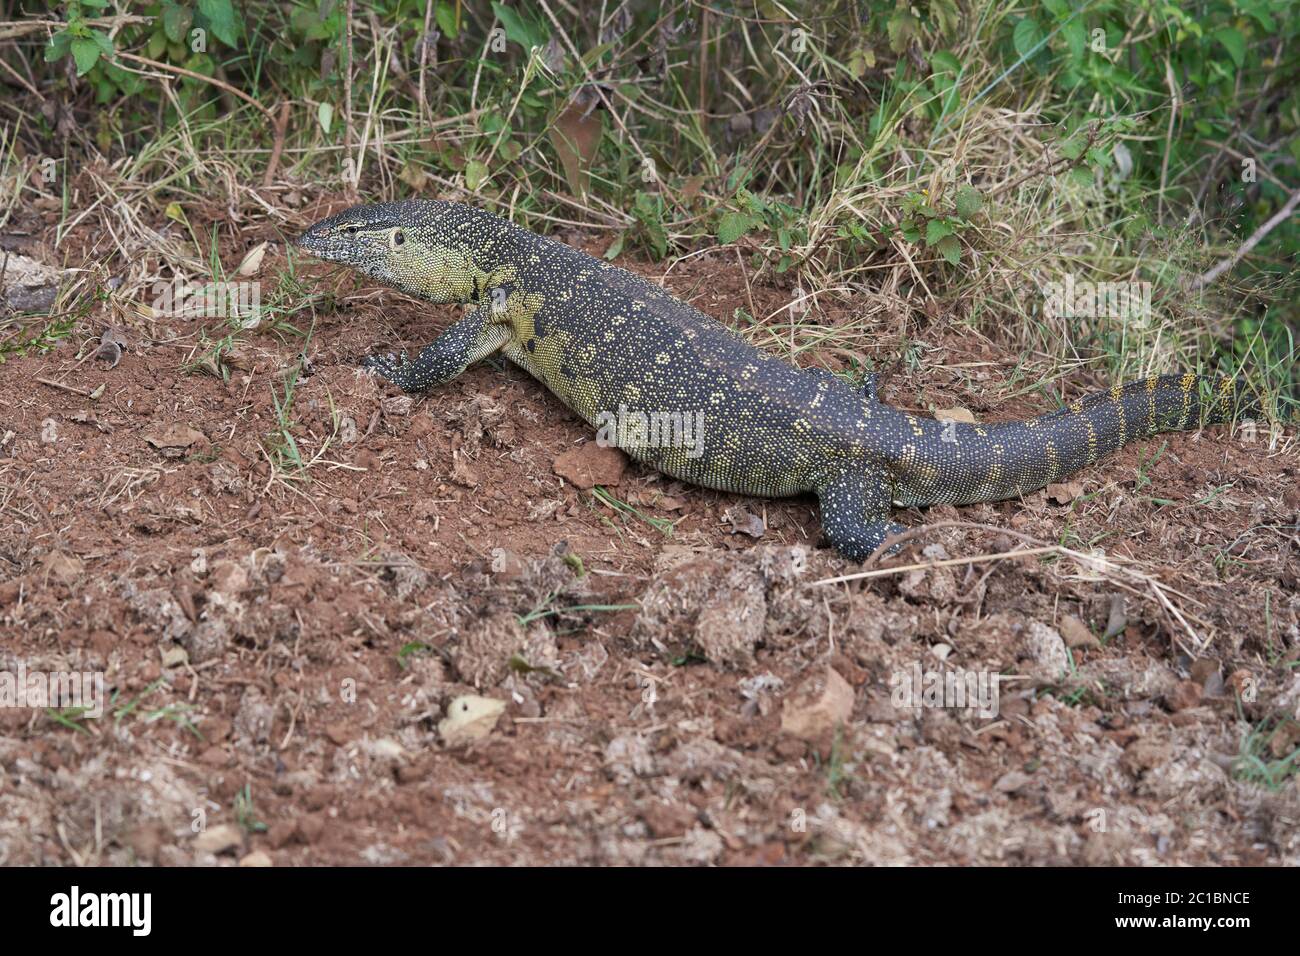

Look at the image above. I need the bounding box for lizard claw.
[360,350,432,393]
[360,351,410,386]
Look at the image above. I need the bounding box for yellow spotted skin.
[297,200,1256,560]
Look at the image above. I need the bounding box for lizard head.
[295,200,480,304]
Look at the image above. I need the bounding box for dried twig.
[813,519,1214,651]
[262,101,292,187]
[988,121,1101,201]
[1186,186,1300,291]
[35,376,95,398]
[0,15,150,41]
[115,52,274,121]
[812,546,1059,585]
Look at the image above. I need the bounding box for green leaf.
[91,29,114,57]
[604,233,625,261]
[1013,17,1045,60]
[103,58,143,96]
[465,159,489,191]
[1058,137,1085,161]
[886,11,919,54]
[198,0,240,47]
[935,234,961,265]
[317,101,333,135]
[70,37,102,76]
[1243,5,1275,31]
[45,30,72,63]
[162,2,193,45]
[492,2,544,48]
[634,195,668,260]
[434,1,460,40]
[1062,19,1085,60]
[717,212,755,245]
[930,0,960,37]
[925,219,954,246]
[146,29,167,59]
[930,50,960,75]
[1213,27,1246,69]
[954,184,984,219]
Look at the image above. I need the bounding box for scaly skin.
[296,199,1255,560]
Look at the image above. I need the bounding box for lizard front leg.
[362,306,512,393]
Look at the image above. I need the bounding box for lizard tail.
[1036,373,1258,431]
[892,374,1259,507]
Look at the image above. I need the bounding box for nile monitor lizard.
[296,200,1255,560]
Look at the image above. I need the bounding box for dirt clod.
[780,665,855,744]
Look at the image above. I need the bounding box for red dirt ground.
[1,200,1298,865]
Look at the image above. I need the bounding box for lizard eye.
[343,225,358,237]
[392,229,405,247]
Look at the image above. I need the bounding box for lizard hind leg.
[806,367,880,402]
[816,465,907,562]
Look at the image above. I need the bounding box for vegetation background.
[3,0,1298,411]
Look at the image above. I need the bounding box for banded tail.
[891,374,1258,508]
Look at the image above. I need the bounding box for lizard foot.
[833,521,909,562]
[359,351,423,393]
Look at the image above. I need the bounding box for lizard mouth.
[292,227,333,259]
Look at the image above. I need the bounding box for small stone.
[640,802,696,839]
[780,665,854,743]
[142,423,208,457]
[267,820,299,849]
[298,814,326,844]
[160,645,189,668]
[238,850,273,867]
[1046,481,1084,504]
[723,506,765,538]
[125,823,165,864]
[994,770,1032,793]
[1165,680,1203,712]
[438,695,507,746]
[208,560,249,595]
[934,407,976,424]
[193,823,243,855]
[1190,658,1220,686]
[1058,615,1100,649]
[1121,738,1169,775]
[1021,621,1070,680]
[552,442,628,489]
[397,762,430,784]
[1102,595,1127,641]
[324,723,351,747]
[199,746,231,768]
